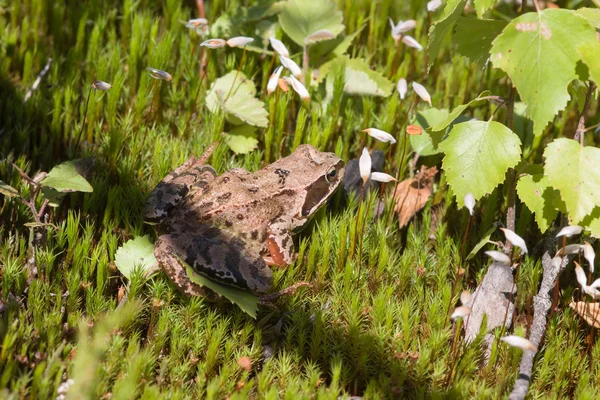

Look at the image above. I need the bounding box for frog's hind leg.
[155,224,273,295]
[144,158,216,224]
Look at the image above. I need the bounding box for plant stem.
[224,46,247,103]
[573,82,595,145]
[184,49,210,136]
[302,45,309,84]
[350,183,366,259]
[504,86,516,253]
[74,86,93,149]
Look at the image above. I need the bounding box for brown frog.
[143,144,345,296]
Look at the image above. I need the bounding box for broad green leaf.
[575,7,600,29]
[427,0,467,71]
[224,125,259,154]
[410,108,449,156]
[322,57,394,97]
[578,41,600,86]
[544,138,600,223]
[516,174,559,233]
[114,235,158,280]
[0,180,19,198]
[466,225,497,260]
[439,120,522,207]
[205,71,269,128]
[278,0,344,46]
[473,0,496,17]
[455,17,507,66]
[581,208,600,238]
[490,9,599,136]
[183,260,259,318]
[427,91,490,147]
[40,160,93,193]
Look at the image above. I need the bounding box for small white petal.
[146,67,172,81]
[500,228,528,254]
[362,128,396,144]
[412,82,432,106]
[397,78,408,99]
[583,286,600,299]
[269,37,290,58]
[388,17,399,33]
[402,35,423,51]
[370,172,396,183]
[485,250,511,266]
[556,225,583,238]
[226,36,254,48]
[555,244,583,257]
[305,29,336,44]
[182,18,208,28]
[201,38,227,49]
[574,261,588,289]
[288,75,310,101]
[551,256,563,269]
[590,278,600,290]
[460,290,472,306]
[267,66,283,95]
[583,241,595,273]
[359,147,372,183]
[92,80,112,91]
[427,0,442,12]
[500,335,537,351]
[464,193,475,216]
[451,306,471,320]
[280,56,302,78]
[397,20,417,33]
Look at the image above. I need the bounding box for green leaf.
[575,7,600,29]
[40,160,93,193]
[114,236,158,280]
[466,225,497,260]
[427,91,490,147]
[439,120,522,207]
[0,180,19,198]
[473,0,496,17]
[427,0,467,71]
[183,260,259,318]
[490,9,599,136]
[322,57,393,97]
[278,0,344,46]
[581,207,600,238]
[578,40,600,87]
[410,108,449,156]
[224,125,259,154]
[516,174,560,233]
[455,17,507,67]
[205,71,269,128]
[544,138,600,223]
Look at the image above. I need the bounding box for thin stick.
[573,82,595,145]
[504,87,516,253]
[224,46,247,103]
[74,86,93,149]
[24,58,52,103]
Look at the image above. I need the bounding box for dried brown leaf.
[570,301,600,328]
[394,166,438,228]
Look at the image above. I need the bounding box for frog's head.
[282,144,345,218]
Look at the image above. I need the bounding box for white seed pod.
[551,256,563,269]
[500,335,537,351]
[500,228,528,254]
[359,147,372,184]
[460,290,472,305]
[201,38,227,48]
[555,244,583,257]
[226,36,254,48]
[556,225,583,238]
[412,82,432,106]
[485,250,511,266]
[92,80,112,91]
[583,241,595,273]
[287,75,310,101]
[451,306,471,320]
[267,66,283,95]
[269,37,290,58]
[305,29,336,44]
[464,193,475,216]
[280,56,302,78]
[397,78,408,100]
[427,0,442,12]
[574,261,588,289]
[402,35,423,51]
[362,128,396,144]
[146,67,172,81]
[370,172,396,183]
[182,18,208,28]
[590,278,600,290]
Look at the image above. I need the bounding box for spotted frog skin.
[143,144,345,296]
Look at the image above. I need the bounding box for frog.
[143,144,345,297]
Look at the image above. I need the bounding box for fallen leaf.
[569,301,600,328]
[394,165,438,228]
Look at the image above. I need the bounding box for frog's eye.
[325,167,337,183]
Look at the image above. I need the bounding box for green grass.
[1,0,599,398]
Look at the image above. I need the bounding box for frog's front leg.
[144,158,216,224]
[265,216,295,267]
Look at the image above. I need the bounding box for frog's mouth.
[301,159,345,217]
